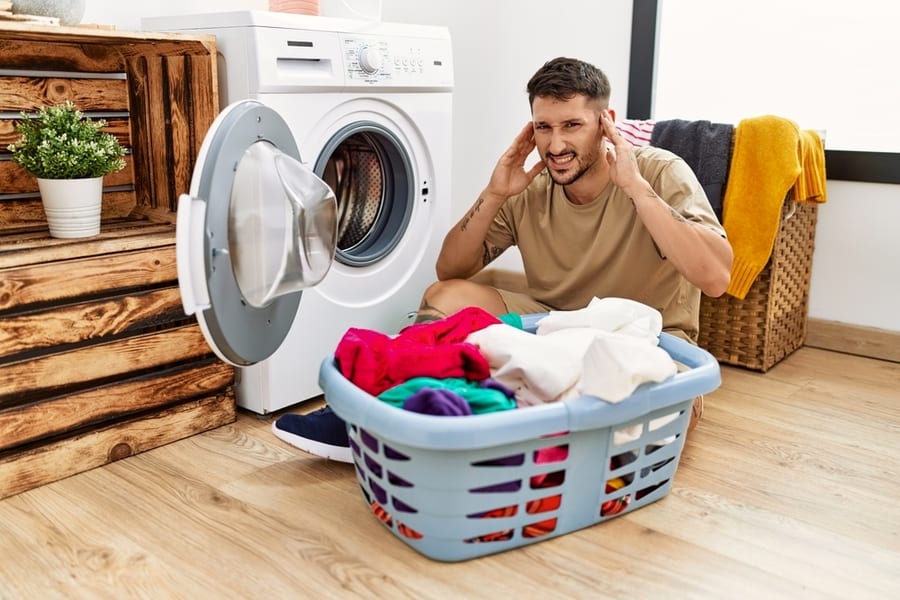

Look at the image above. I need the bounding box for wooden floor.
[0,346,898,599]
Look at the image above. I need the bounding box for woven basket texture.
[698,198,818,371]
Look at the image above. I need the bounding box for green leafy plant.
[6,101,126,180]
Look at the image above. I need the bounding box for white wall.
[85,0,898,333]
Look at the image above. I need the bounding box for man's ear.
[608,108,616,122]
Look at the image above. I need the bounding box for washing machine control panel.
[341,35,452,88]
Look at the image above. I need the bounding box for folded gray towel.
[651,119,733,222]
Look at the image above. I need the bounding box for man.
[272,57,733,462]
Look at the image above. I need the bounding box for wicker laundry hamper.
[698,198,818,371]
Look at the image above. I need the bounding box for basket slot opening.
[371,500,422,539]
[611,450,638,469]
[471,453,525,467]
[467,503,518,519]
[387,471,413,487]
[470,479,522,493]
[364,453,383,478]
[533,444,568,464]
[522,518,557,538]
[384,445,409,460]
[530,469,565,490]
[360,428,379,453]
[526,494,561,514]
[613,423,644,445]
[647,409,680,431]
[600,494,631,516]
[464,529,513,544]
[391,497,417,514]
[641,456,675,477]
[645,439,677,456]
[369,479,387,504]
[636,480,669,500]
[397,522,423,539]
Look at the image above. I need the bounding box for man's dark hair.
[526,57,611,106]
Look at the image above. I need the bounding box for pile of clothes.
[334,296,678,416]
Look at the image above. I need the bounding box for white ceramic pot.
[37,176,103,238]
[12,0,86,26]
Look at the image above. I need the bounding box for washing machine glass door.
[176,100,337,366]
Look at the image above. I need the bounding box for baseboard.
[805,318,900,363]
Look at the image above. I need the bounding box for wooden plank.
[0,325,213,404]
[0,359,233,451]
[0,38,125,72]
[0,244,176,310]
[0,390,235,500]
[187,53,219,163]
[0,24,217,57]
[0,286,186,360]
[127,54,167,211]
[0,116,131,150]
[0,222,174,267]
[164,55,193,206]
[806,318,900,363]
[0,76,129,112]
[0,154,135,195]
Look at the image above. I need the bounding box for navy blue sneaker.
[271,406,351,463]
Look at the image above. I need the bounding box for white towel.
[535,297,663,345]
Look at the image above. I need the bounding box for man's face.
[531,94,605,186]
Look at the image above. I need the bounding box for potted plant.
[6,101,126,238]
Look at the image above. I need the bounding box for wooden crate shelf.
[0,24,233,499]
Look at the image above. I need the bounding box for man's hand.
[601,109,645,196]
[484,121,546,199]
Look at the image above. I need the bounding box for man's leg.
[414,278,509,323]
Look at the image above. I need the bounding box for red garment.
[335,306,501,396]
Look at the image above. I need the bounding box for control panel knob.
[358,45,384,74]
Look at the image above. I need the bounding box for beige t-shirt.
[485,145,725,341]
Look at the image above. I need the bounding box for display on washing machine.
[176,100,338,366]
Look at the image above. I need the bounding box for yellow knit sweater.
[793,129,827,204]
[723,116,801,299]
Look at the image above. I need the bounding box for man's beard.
[544,147,600,186]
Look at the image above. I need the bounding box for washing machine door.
[176,100,338,366]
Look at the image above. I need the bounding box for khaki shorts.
[494,288,554,316]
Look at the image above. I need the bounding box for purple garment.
[402,388,473,416]
[479,378,515,398]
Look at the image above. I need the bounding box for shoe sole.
[271,421,353,464]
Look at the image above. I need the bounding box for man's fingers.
[526,159,545,179]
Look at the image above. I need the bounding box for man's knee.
[416,278,506,323]
[417,279,467,322]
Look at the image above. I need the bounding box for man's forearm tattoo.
[668,205,687,223]
[460,197,485,232]
[415,299,447,323]
[482,242,503,267]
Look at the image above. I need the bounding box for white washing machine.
[144,11,453,413]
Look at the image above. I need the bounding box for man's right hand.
[484,121,546,199]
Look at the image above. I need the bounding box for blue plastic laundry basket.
[319,317,721,562]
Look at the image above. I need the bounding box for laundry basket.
[319,318,721,562]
